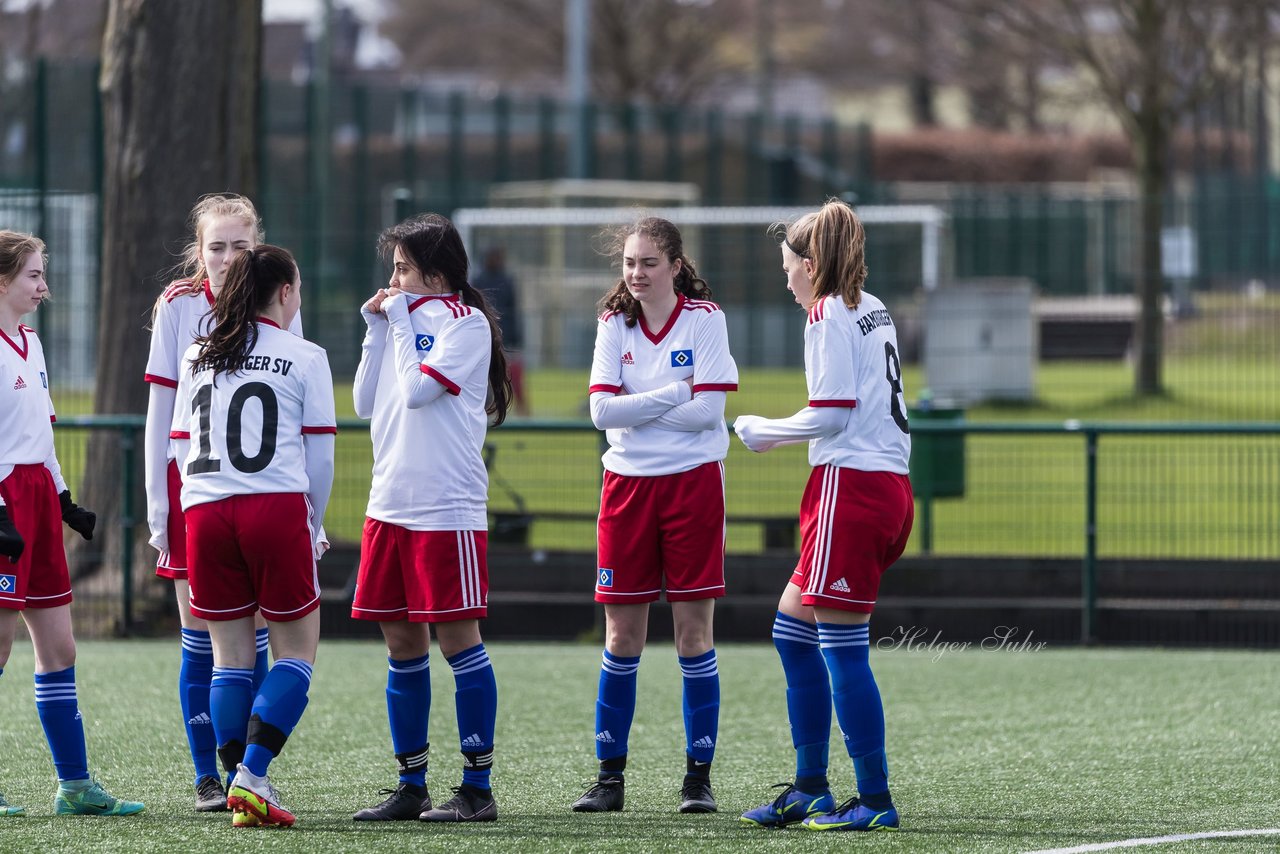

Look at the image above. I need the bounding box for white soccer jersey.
[355,292,493,531]
[804,291,911,473]
[589,296,738,476]
[171,321,337,510]
[0,326,57,484]
[146,280,303,460]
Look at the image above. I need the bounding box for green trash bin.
[908,402,965,499]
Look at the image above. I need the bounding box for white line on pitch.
[1024,828,1280,853]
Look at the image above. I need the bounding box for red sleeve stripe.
[302,425,338,435]
[589,384,621,395]
[807,301,827,324]
[809,399,856,408]
[421,364,461,395]
[145,373,179,388]
[169,430,191,439]
[50,415,56,423]
[692,383,738,393]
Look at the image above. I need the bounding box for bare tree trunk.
[76,0,260,602]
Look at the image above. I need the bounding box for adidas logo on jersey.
[595,730,615,744]
[829,577,852,593]
[620,351,634,365]
[692,735,715,749]
[188,712,212,726]
[12,375,26,390]
[461,733,486,748]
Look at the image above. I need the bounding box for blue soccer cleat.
[739,782,835,828]
[801,796,898,832]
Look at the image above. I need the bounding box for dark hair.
[377,213,512,426]
[776,199,868,308]
[597,216,711,326]
[192,244,296,377]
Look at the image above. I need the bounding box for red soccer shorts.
[185,492,319,622]
[0,464,72,610]
[792,465,914,613]
[155,459,188,579]
[352,519,488,623]
[595,461,726,604]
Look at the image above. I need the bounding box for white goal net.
[454,205,947,369]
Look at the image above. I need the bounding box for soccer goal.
[453,204,947,369]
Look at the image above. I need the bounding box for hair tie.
[784,238,809,259]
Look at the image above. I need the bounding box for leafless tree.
[379,0,748,106]
[83,0,260,596]
[940,0,1276,395]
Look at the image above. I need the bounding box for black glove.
[0,505,23,562]
[59,490,96,541]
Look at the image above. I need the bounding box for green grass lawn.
[0,640,1276,852]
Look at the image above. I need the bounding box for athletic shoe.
[226,764,295,828]
[678,777,717,813]
[353,783,431,821]
[194,775,229,812]
[801,796,899,832]
[53,779,145,816]
[740,782,836,828]
[570,777,624,812]
[419,784,497,822]
[0,792,24,817]
[231,809,262,827]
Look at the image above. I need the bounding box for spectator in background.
[473,247,530,416]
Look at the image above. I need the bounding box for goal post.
[453,204,947,369]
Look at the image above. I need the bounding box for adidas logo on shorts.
[595,730,615,744]
[13,376,26,390]
[829,577,852,593]
[461,733,486,748]
[692,735,715,749]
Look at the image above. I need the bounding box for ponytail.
[781,199,868,308]
[192,244,296,378]
[458,280,513,426]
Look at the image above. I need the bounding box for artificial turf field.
[0,639,1277,853]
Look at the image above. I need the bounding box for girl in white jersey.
[144,195,290,811]
[351,213,510,824]
[171,244,335,829]
[735,200,913,833]
[0,231,144,818]
[571,217,738,816]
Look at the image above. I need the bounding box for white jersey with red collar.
[146,279,303,460]
[0,325,56,481]
[589,295,738,476]
[359,292,493,531]
[804,290,911,473]
[170,320,336,510]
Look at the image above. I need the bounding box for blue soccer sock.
[818,622,891,808]
[241,658,312,779]
[179,628,218,783]
[679,649,719,776]
[34,666,88,782]
[210,665,254,779]
[447,644,496,790]
[252,627,270,695]
[595,650,640,776]
[773,612,831,791]
[387,653,431,787]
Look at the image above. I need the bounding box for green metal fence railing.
[50,417,1280,642]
